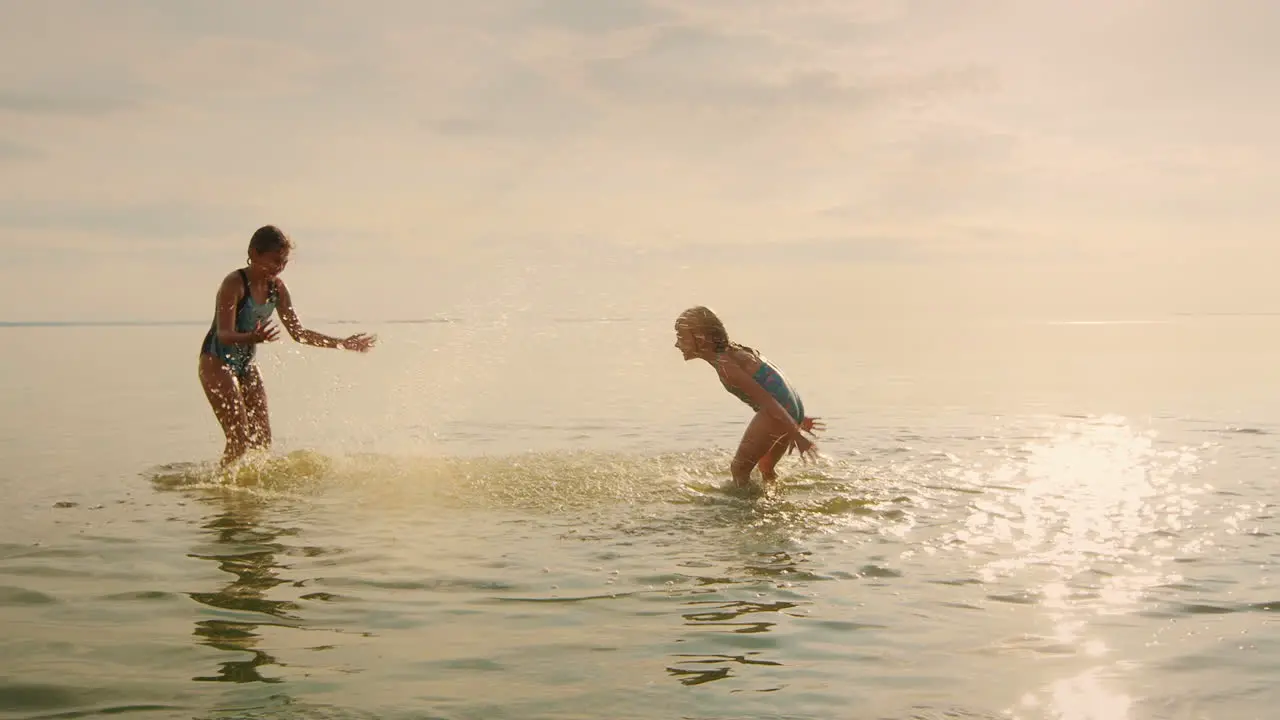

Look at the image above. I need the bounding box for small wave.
[142,447,909,543]
[0,586,57,606]
[146,450,336,495]
[1222,426,1268,435]
[1175,602,1236,615]
[1137,599,1280,618]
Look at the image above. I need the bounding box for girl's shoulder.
[218,268,247,291]
[717,347,763,375]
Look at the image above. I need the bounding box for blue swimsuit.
[720,353,806,423]
[200,269,278,379]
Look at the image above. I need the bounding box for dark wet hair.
[676,305,757,356]
[247,225,294,255]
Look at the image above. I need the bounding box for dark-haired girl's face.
[249,248,289,278]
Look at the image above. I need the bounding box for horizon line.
[0,316,643,328]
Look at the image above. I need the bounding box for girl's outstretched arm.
[275,279,377,352]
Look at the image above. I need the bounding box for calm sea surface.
[1,312,1276,719]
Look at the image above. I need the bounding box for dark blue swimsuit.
[720,353,806,423]
[200,269,278,379]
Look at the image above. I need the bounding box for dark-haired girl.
[198,225,377,467]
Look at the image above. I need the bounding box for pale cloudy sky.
[0,0,1276,322]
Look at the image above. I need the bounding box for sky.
[1,0,1277,322]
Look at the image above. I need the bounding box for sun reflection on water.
[957,416,1205,719]
[1017,667,1134,720]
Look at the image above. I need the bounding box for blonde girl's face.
[674,322,701,360]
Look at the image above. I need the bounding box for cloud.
[0,200,265,244]
[816,123,1022,226]
[0,139,42,162]
[652,227,1083,269]
[0,88,145,117]
[419,5,997,150]
[0,6,160,118]
[427,66,597,141]
[519,0,674,33]
[127,0,322,40]
[674,235,926,266]
[0,0,1276,323]
[585,23,995,113]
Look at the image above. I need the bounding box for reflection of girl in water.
[186,492,296,684]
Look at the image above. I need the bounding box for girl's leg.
[240,365,272,451]
[756,436,792,484]
[199,354,251,466]
[730,411,792,486]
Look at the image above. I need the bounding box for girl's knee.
[247,426,271,449]
[227,422,252,446]
[757,455,778,475]
[758,454,782,481]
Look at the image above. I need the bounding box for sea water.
[1,313,1276,718]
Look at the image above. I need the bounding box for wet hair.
[676,305,757,356]
[247,225,294,255]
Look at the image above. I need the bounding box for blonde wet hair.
[676,306,757,356]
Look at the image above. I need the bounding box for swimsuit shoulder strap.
[236,268,277,305]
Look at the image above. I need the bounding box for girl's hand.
[792,434,819,463]
[341,333,378,352]
[800,416,825,435]
[249,321,279,344]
